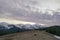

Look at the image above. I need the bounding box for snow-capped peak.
[0,22,46,30]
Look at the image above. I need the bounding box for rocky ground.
[0,30,58,40]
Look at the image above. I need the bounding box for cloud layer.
[0,0,60,26]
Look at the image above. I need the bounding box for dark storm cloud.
[0,0,60,26]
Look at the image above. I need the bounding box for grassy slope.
[0,30,57,40]
[45,26,60,36]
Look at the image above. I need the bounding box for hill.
[45,25,60,36]
[0,30,57,40]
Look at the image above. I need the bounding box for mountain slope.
[45,25,60,36]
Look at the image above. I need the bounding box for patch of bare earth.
[0,30,57,40]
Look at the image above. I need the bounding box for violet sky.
[0,0,60,26]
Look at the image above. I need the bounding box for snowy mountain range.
[0,22,46,30]
[0,22,47,35]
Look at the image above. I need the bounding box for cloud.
[0,0,60,26]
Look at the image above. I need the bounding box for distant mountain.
[0,22,46,35]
